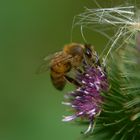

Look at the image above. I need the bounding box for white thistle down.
[72,5,140,62]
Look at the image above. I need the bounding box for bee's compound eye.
[86,48,91,55]
[84,45,92,58]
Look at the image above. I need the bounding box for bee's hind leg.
[64,75,81,87]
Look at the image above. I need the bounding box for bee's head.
[83,44,100,65]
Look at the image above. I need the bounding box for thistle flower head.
[62,49,109,134]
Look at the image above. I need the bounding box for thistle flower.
[71,4,140,139]
[62,51,109,134]
[64,3,140,139]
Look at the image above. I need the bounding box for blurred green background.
[0,0,139,140]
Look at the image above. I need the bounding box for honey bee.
[38,43,96,90]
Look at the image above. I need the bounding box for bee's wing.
[37,51,67,74]
[36,61,50,74]
[36,52,60,74]
[43,51,62,61]
[37,52,73,74]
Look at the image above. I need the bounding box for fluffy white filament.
[72,5,140,62]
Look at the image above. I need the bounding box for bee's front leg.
[64,75,81,87]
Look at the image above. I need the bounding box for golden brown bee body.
[38,43,95,90]
[50,43,84,90]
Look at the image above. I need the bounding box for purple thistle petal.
[84,121,93,134]
[62,115,77,122]
[61,101,71,106]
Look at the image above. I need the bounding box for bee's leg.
[76,68,82,73]
[64,75,81,86]
[73,66,83,74]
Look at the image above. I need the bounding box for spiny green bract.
[92,42,140,140]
